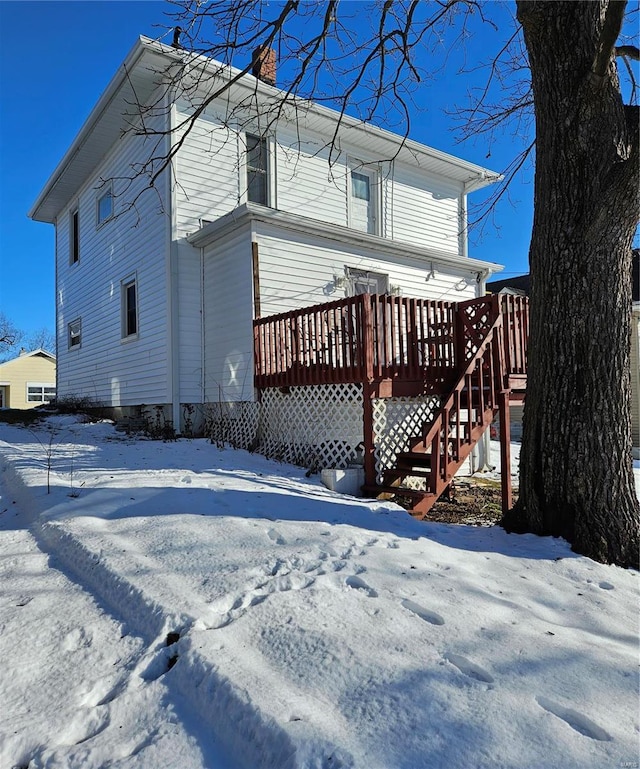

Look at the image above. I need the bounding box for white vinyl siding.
[173,98,467,260]
[173,102,241,238]
[275,127,348,227]
[202,224,254,403]
[55,119,170,407]
[390,165,461,252]
[254,222,477,319]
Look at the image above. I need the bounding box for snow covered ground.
[0,416,638,769]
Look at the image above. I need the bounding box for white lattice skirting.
[201,389,440,484]
[372,396,440,486]
[259,384,364,470]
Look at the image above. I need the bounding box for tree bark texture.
[505,1,640,566]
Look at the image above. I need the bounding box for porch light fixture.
[425,262,436,282]
[333,274,347,290]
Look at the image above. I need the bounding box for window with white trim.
[347,268,389,296]
[97,186,113,226]
[349,165,379,235]
[122,277,138,338]
[246,134,269,206]
[27,383,56,403]
[68,318,82,349]
[70,206,80,264]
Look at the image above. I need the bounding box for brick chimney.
[252,46,276,86]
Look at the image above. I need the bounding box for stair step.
[384,468,432,480]
[366,484,433,500]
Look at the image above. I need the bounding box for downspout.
[54,218,59,399]
[167,93,182,433]
[200,245,205,406]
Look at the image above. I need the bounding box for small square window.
[97,188,113,225]
[347,268,389,296]
[68,318,82,349]
[122,278,137,338]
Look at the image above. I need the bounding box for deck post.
[361,296,377,489]
[498,390,512,514]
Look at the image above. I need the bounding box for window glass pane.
[69,320,81,347]
[125,282,137,336]
[246,135,266,170]
[28,387,43,401]
[98,190,113,223]
[247,170,267,205]
[246,134,268,205]
[351,172,370,201]
[71,209,79,263]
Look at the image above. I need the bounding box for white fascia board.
[29,37,155,222]
[188,203,503,278]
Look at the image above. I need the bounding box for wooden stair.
[367,295,515,518]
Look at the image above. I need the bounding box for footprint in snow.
[59,707,110,747]
[345,575,378,598]
[444,652,494,683]
[598,581,615,590]
[180,475,192,484]
[536,696,612,741]
[267,528,286,545]
[401,598,445,626]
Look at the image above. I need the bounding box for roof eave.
[188,203,503,277]
[29,36,151,223]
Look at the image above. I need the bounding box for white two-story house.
[30,36,522,509]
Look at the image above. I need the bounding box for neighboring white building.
[30,36,503,437]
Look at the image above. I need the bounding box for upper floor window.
[97,186,113,226]
[349,165,379,235]
[70,207,80,264]
[246,134,268,206]
[122,277,137,338]
[68,318,82,349]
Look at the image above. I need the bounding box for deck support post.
[362,383,377,489]
[361,297,377,490]
[498,391,512,515]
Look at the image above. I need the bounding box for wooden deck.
[253,292,528,517]
[254,293,528,395]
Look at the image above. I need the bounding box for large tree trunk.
[504,1,640,567]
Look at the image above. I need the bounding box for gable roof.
[0,349,56,368]
[486,274,530,296]
[30,36,501,224]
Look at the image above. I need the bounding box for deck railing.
[253,293,528,391]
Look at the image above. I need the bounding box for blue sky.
[0,0,541,339]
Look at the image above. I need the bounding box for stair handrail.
[420,297,506,452]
